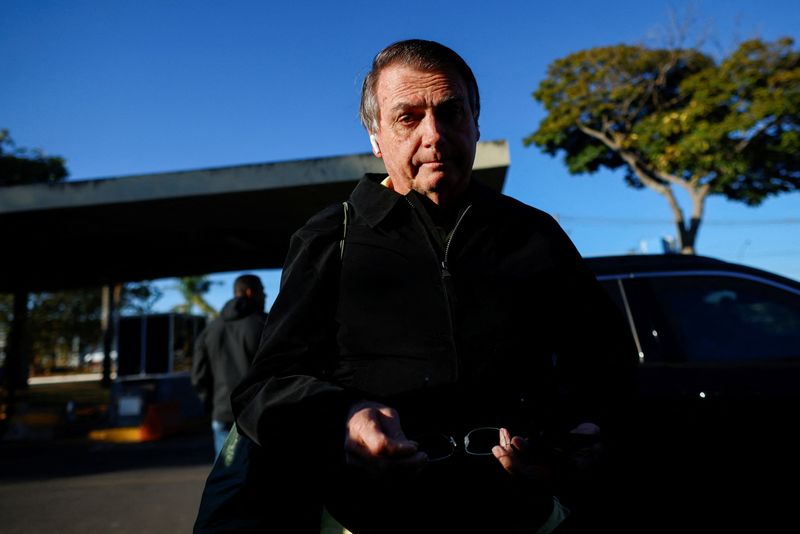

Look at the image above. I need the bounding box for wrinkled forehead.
[375,65,470,109]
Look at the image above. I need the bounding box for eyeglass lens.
[464,427,501,456]
[415,433,457,462]
[414,427,502,461]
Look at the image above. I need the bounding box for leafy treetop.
[0,129,68,187]
[527,37,800,253]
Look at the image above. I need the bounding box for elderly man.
[232,39,635,533]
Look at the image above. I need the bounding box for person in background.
[192,274,267,457]
[232,40,637,533]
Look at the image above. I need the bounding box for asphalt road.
[0,433,216,533]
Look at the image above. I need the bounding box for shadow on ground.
[0,432,215,482]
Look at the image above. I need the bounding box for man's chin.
[416,174,449,193]
[413,173,469,202]
[418,167,461,186]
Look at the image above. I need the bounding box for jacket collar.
[349,174,405,227]
[350,173,497,228]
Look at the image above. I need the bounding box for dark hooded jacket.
[232,175,636,452]
[192,296,267,424]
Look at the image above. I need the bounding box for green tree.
[27,289,104,371]
[527,37,800,253]
[172,276,219,318]
[0,283,161,377]
[121,281,163,315]
[0,129,68,186]
[1,130,69,388]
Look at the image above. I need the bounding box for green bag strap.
[339,201,349,260]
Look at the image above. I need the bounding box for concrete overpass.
[0,140,510,293]
[0,140,510,392]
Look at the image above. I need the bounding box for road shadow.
[0,432,215,482]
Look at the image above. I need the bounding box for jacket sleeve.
[231,204,355,453]
[191,327,213,414]
[544,216,639,435]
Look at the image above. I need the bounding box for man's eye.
[439,104,465,122]
[398,114,415,124]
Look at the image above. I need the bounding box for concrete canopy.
[1,140,509,293]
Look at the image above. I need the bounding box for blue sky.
[3,0,798,313]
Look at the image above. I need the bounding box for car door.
[622,271,800,408]
[601,269,800,528]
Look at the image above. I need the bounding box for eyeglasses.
[413,427,505,462]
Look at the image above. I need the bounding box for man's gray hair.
[359,39,480,134]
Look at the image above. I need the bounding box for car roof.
[584,253,800,290]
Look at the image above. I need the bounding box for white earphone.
[369,134,380,155]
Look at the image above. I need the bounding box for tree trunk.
[101,284,122,387]
[4,291,30,393]
[677,217,701,255]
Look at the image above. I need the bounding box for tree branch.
[653,168,691,189]
[575,121,691,236]
[576,121,671,193]
[576,121,619,149]
[691,183,711,220]
[735,117,778,153]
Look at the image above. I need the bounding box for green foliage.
[0,129,68,187]
[172,276,219,318]
[527,38,800,251]
[121,281,163,315]
[27,289,104,370]
[0,283,161,375]
[1,291,101,375]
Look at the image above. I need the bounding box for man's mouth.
[419,161,446,168]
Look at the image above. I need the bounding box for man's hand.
[344,400,427,476]
[492,423,603,484]
[492,428,554,484]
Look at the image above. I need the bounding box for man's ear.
[476,126,481,142]
[369,134,381,157]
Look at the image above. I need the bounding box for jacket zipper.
[440,204,472,382]
[406,197,472,383]
[441,204,472,277]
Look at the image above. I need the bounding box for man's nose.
[420,113,443,146]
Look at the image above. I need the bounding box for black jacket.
[232,175,636,450]
[192,296,267,424]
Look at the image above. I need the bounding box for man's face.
[372,64,479,206]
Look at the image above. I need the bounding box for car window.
[630,274,800,363]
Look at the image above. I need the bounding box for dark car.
[584,254,800,531]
